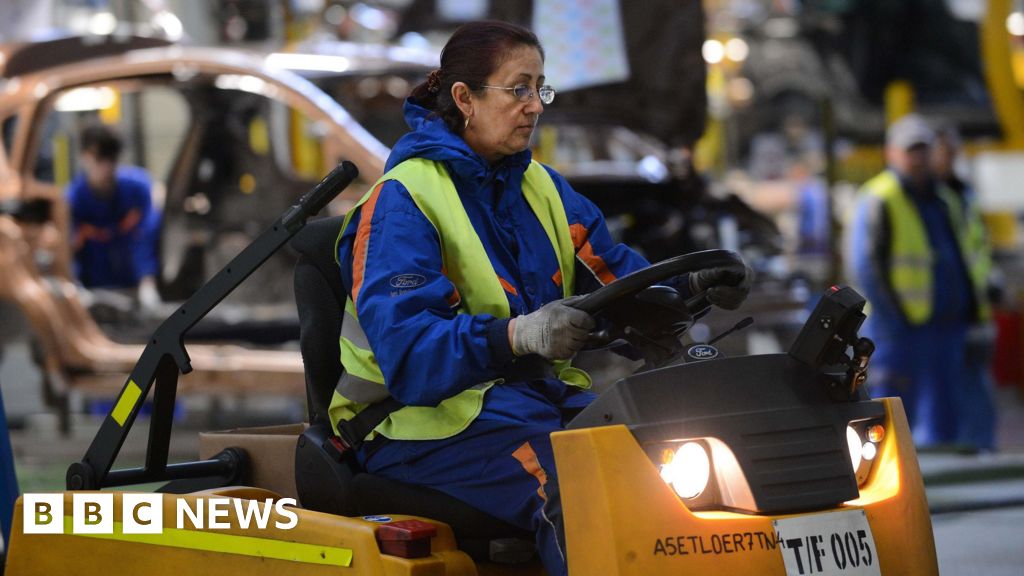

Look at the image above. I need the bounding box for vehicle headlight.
[848,420,886,485]
[658,441,711,499]
[846,425,863,470]
[861,441,877,461]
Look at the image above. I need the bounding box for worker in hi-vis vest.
[333,22,753,576]
[848,114,988,448]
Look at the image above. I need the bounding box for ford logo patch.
[687,344,719,361]
[362,515,393,523]
[390,274,427,289]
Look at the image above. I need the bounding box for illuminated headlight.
[659,442,711,499]
[846,425,863,470]
[862,441,877,461]
[848,419,886,485]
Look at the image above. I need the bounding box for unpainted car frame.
[0,35,388,427]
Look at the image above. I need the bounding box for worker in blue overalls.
[67,124,160,309]
[848,114,989,447]
[332,21,753,576]
[932,123,998,452]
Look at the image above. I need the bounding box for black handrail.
[66,161,359,490]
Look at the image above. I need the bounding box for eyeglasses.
[479,84,556,104]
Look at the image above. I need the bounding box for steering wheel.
[570,249,747,369]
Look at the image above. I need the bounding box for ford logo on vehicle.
[390,274,427,289]
[687,344,719,361]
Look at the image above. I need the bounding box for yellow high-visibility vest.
[329,158,590,441]
[863,170,991,325]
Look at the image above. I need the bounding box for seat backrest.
[290,216,536,559]
[290,216,347,423]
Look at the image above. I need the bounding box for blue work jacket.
[67,166,159,288]
[336,99,650,412]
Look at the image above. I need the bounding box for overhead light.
[152,11,184,42]
[1008,12,1024,36]
[399,32,431,50]
[88,12,118,36]
[385,76,410,98]
[638,155,669,183]
[325,5,347,26]
[55,87,117,112]
[702,39,724,65]
[214,74,271,96]
[350,4,390,31]
[725,38,750,62]
[356,77,382,99]
[266,53,351,73]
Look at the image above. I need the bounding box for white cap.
[886,114,936,150]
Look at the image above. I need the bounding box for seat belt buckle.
[335,421,364,454]
[324,435,351,461]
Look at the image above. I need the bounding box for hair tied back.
[426,69,442,93]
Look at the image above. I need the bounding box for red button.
[377,519,437,541]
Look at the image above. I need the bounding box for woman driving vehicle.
[331,20,752,575]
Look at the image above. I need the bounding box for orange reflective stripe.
[351,182,385,306]
[568,223,588,250]
[498,276,519,297]
[512,441,549,501]
[442,266,462,308]
[551,269,563,287]
[447,290,462,308]
[577,241,616,285]
[569,223,616,286]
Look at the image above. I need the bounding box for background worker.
[932,122,998,452]
[333,21,752,576]
[848,114,988,447]
[67,125,160,309]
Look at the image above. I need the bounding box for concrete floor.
[933,504,1024,575]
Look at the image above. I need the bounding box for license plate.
[773,510,880,576]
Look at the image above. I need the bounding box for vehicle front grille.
[740,422,859,513]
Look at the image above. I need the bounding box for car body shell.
[0,40,388,400]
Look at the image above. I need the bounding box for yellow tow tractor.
[4,161,937,575]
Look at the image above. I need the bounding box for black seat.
[290,216,533,560]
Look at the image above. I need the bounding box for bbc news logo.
[23,494,299,534]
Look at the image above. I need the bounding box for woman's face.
[460,45,545,163]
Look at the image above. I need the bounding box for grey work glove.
[510,296,597,361]
[689,265,755,310]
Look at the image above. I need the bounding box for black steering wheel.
[571,249,747,368]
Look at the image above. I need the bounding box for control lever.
[681,316,753,365]
[707,317,754,346]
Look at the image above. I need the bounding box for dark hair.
[80,124,122,161]
[410,20,544,135]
